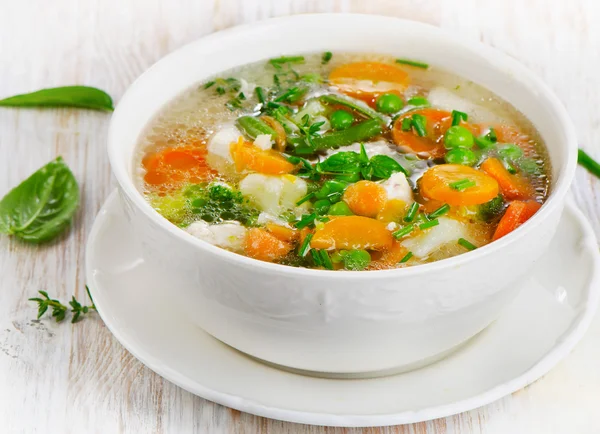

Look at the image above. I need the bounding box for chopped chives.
[419,219,439,230]
[404,202,419,222]
[322,51,333,64]
[255,87,266,104]
[294,213,317,229]
[295,192,315,206]
[485,127,497,143]
[298,233,313,257]
[407,96,429,107]
[393,224,414,239]
[578,148,600,179]
[428,203,450,219]
[399,251,413,263]
[319,250,334,269]
[310,249,323,266]
[458,238,477,251]
[204,81,216,89]
[396,58,429,69]
[275,86,300,102]
[269,55,305,66]
[451,110,468,126]
[449,178,476,191]
[401,117,413,131]
[475,136,495,150]
[411,114,427,137]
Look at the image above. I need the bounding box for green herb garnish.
[411,114,427,137]
[29,287,96,324]
[294,212,317,229]
[399,251,413,263]
[451,110,468,126]
[407,96,430,107]
[403,202,419,222]
[298,233,313,256]
[449,178,476,191]
[393,224,414,239]
[419,219,439,230]
[255,87,266,104]
[322,51,333,64]
[0,86,114,111]
[428,204,450,219]
[458,238,477,251]
[396,58,429,69]
[0,157,79,243]
[269,56,305,66]
[578,149,600,179]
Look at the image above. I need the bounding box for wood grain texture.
[1,0,600,433]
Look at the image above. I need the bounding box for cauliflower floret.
[186,220,247,252]
[239,174,308,215]
[380,172,414,204]
[253,134,273,150]
[401,217,469,258]
[207,123,241,162]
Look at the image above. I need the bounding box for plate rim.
[86,190,600,427]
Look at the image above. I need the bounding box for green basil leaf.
[0,157,80,243]
[319,152,360,173]
[0,86,114,111]
[369,155,407,179]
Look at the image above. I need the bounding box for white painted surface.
[1,1,600,433]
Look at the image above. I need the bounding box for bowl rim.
[107,13,577,280]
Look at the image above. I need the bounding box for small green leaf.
[0,86,114,111]
[368,155,407,179]
[0,157,80,243]
[319,152,361,174]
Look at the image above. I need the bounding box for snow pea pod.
[312,119,383,150]
[236,116,277,140]
[320,94,389,124]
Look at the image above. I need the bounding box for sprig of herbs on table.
[29,286,96,324]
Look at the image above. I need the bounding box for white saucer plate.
[86,191,600,427]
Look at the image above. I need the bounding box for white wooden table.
[1,1,600,433]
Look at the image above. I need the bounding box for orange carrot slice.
[492,200,541,241]
[231,138,295,175]
[329,62,409,96]
[142,145,216,191]
[265,223,298,243]
[342,180,388,218]
[391,108,453,158]
[244,228,292,262]
[420,164,499,206]
[376,199,407,222]
[480,158,535,200]
[311,216,393,251]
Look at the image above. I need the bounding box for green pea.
[445,148,477,166]
[498,143,524,160]
[328,201,353,216]
[314,199,331,215]
[444,125,474,149]
[343,249,371,271]
[329,110,354,131]
[375,93,404,114]
[315,180,348,199]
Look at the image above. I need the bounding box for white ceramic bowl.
[107,14,577,375]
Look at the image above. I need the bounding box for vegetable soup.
[136,53,550,271]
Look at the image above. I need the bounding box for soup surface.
[136,52,550,271]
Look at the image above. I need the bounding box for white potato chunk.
[253,134,273,150]
[380,172,414,204]
[401,217,469,258]
[239,174,308,215]
[186,220,246,252]
[207,123,241,162]
[427,87,501,124]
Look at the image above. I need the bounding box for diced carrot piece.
[343,180,388,217]
[231,138,295,175]
[420,164,499,206]
[391,109,453,158]
[311,216,393,251]
[370,240,409,269]
[492,201,541,241]
[142,145,216,190]
[376,199,407,222]
[265,223,298,243]
[244,228,292,262]
[480,158,535,200]
[329,62,409,96]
